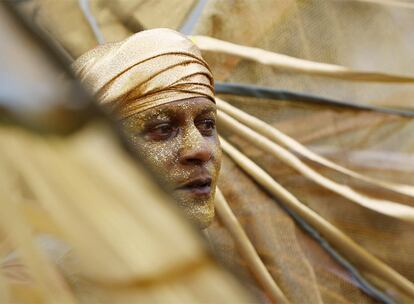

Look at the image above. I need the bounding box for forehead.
[138,97,216,120]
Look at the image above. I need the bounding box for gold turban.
[73,28,214,119]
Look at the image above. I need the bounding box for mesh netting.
[193,1,414,302]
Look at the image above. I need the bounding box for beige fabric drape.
[73,28,215,120]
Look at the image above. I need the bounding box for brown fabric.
[209,154,376,304]
[193,1,414,302]
[194,0,414,109]
[213,96,414,303]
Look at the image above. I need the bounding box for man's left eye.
[196,119,216,136]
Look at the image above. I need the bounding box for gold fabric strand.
[190,35,414,83]
[0,132,202,282]
[219,136,414,299]
[215,188,289,304]
[217,110,414,222]
[0,125,256,303]
[217,98,414,198]
[0,171,76,304]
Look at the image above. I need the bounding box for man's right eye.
[146,123,177,141]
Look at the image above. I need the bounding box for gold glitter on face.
[121,97,221,229]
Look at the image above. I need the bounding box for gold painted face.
[121,97,221,229]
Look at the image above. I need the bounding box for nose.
[179,128,212,166]
[180,146,212,165]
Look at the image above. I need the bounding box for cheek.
[210,136,222,179]
[129,136,190,186]
[136,140,177,172]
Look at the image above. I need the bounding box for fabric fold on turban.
[73,28,215,119]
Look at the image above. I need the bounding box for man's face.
[121,97,221,229]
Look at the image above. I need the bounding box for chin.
[188,206,215,229]
[174,194,215,229]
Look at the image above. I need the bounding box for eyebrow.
[196,105,216,116]
[143,110,173,121]
[142,103,216,122]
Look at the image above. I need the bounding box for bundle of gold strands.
[0,123,254,304]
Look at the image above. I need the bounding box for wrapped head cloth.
[73,28,214,119]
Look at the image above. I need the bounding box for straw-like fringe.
[0,169,76,303]
[190,35,414,83]
[215,188,289,304]
[217,109,414,222]
[219,136,414,298]
[217,98,414,198]
[0,125,255,303]
[0,127,202,283]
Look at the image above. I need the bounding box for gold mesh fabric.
[194,0,414,109]
[194,1,414,302]
[208,96,414,303]
[209,154,379,303]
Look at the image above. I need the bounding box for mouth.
[176,176,212,196]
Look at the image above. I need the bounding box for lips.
[176,176,212,196]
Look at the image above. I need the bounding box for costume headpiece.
[73,28,214,119]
